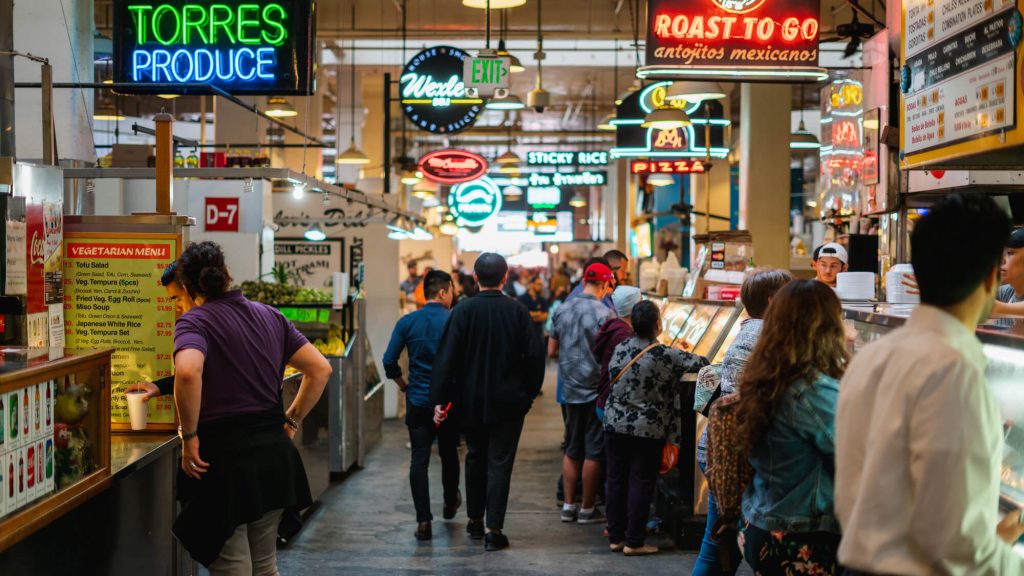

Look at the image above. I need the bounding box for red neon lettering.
[654,14,671,37]
[756,18,774,41]
[742,17,758,38]
[782,18,800,41]
[652,12,816,42]
[801,18,818,39]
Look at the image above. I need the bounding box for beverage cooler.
[843,303,1024,546]
[643,294,748,549]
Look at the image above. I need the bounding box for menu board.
[900,0,1023,167]
[63,233,178,429]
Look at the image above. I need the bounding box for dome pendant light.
[304,223,327,242]
[569,192,587,208]
[665,81,726,103]
[463,0,526,7]
[336,40,371,165]
[647,173,675,187]
[527,0,550,112]
[265,96,298,118]
[790,85,821,152]
[642,106,691,130]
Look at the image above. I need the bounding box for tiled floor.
[276,370,753,575]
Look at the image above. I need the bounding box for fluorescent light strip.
[637,66,829,82]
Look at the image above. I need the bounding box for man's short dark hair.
[604,249,628,263]
[912,193,1011,307]
[424,270,453,301]
[475,253,509,288]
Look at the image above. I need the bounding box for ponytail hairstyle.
[176,241,232,300]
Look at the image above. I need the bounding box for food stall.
[644,294,748,549]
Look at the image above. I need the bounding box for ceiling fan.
[820,1,881,58]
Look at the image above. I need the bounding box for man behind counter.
[998,228,1024,304]
[811,243,848,288]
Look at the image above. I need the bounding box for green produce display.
[240,281,332,307]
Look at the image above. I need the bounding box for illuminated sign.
[401,46,483,134]
[417,149,488,184]
[638,0,826,82]
[612,82,730,159]
[449,177,502,227]
[112,0,315,94]
[630,159,707,174]
[527,171,607,187]
[525,151,609,166]
[526,187,562,208]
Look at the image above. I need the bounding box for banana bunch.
[312,324,348,357]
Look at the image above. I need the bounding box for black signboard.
[112,0,316,95]
[400,46,482,134]
[612,83,728,158]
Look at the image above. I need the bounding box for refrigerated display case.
[843,304,1024,526]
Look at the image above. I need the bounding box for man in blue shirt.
[383,270,460,541]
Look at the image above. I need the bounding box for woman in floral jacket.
[603,300,708,555]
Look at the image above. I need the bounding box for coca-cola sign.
[418,150,488,184]
[400,46,482,134]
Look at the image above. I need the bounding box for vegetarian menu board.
[63,233,178,429]
[900,0,1024,167]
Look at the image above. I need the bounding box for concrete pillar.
[13,0,93,162]
[739,84,791,269]
[615,160,629,252]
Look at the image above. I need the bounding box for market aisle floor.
[276,368,752,575]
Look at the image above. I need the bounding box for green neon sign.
[126,2,289,47]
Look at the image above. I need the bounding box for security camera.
[528,88,551,113]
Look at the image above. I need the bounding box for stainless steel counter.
[843,302,1024,349]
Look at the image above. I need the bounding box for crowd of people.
[383,193,1024,574]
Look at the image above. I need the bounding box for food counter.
[643,295,747,549]
[843,303,1024,520]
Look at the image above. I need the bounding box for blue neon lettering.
[194,49,215,81]
[215,48,235,80]
[171,49,194,82]
[256,47,274,79]
[132,51,152,81]
[152,49,172,82]
[234,48,256,80]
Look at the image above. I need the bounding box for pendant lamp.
[569,192,587,207]
[463,0,526,7]
[642,106,691,130]
[665,81,726,103]
[647,173,675,187]
[486,93,526,110]
[790,85,821,151]
[304,223,327,242]
[336,40,371,165]
[265,96,298,118]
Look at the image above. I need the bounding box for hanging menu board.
[63,233,178,430]
[899,0,1024,168]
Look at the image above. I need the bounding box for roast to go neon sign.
[126,2,289,84]
[652,13,817,43]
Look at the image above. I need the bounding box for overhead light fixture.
[642,106,691,130]
[615,81,642,105]
[647,173,675,187]
[413,179,438,199]
[387,215,408,234]
[463,0,526,7]
[497,43,525,73]
[486,93,526,110]
[665,81,726,103]
[400,169,422,185]
[93,98,125,121]
[503,185,524,199]
[387,230,409,240]
[440,217,459,236]
[597,112,617,131]
[292,182,305,199]
[304,223,327,242]
[569,192,587,208]
[410,226,435,241]
[265,96,298,118]
[791,85,820,151]
[336,37,371,165]
[157,94,180,100]
[499,164,521,175]
[497,149,521,164]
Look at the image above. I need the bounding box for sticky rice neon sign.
[128,3,286,83]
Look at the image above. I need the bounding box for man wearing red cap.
[549,263,616,525]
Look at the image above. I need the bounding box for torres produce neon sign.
[113,0,315,95]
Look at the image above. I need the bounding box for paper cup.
[126,390,148,431]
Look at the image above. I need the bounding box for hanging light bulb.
[497,150,521,164]
[503,185,524,200]
[791,85,821,152]
[292,182,305,199]
[642,107,691,130]
[93,98,125,121]
[597,112,617,131]
[400,169,422,185]
[336,37,371,165]
[569,192,587,208]
[304,223,327,242]
[266,96,298,118]
[440,216,459,236]
[647,173,675,187]
[486,93,526,110]
[387,215,408,234]
[337,143,371,165]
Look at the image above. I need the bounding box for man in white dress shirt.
[836,193,1024,575]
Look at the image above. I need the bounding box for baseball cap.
[1008,228,1024,248]
[611,286,642,318]
[584,263,615,283]
[814,242,848,265]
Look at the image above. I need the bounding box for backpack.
[704,392,752,570]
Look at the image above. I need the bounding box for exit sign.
[463,55,510,98]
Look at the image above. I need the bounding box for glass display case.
[843,305,1024,517]
[0,347,112,551]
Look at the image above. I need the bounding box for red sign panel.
[644,0,820,71]
[418,150,488,184]
[631,159,707,174]
[26,204,45,315]
[204,197,240,232]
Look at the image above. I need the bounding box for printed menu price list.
[63,236,178,427]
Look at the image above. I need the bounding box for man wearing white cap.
[812,243,848,288]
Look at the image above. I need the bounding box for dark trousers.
[604,431,662,548]
[407,404,461,523]
[464,416,525,531]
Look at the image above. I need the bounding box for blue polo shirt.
[383,302,450,408]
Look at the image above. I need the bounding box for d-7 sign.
[463,54,511,98]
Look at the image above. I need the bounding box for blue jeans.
[692,461,737,576]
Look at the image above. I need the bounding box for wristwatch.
[177,425,198,441]
[285,415,300,431]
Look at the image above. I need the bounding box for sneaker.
[484,531,510,552]
[415,521,432,541]
[560,506,578,523]
[466,519,485,540]
[443,490,462,520]
[577,508,605,525]
[623,544,659,556]
[609,542,625,553]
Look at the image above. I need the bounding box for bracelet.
[177,425,198,441]
[285,415,300,430]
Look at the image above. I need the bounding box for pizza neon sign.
[630,159,707,174]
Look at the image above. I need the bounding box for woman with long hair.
[734,280,849,575]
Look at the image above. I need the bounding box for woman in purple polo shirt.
[171,241,331,575]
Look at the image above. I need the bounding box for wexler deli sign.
[401,46,483,134]
[113,0,316,94]
[638,0,826,81]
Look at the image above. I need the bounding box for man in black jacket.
[430,253,546,552]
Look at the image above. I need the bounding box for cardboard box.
[111,144,153,167]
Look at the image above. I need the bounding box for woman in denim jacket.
[734,280,849,575]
